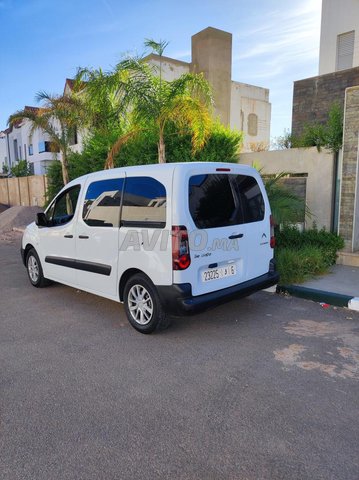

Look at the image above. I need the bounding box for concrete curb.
[277,285,359,311]
[12,227,25,233]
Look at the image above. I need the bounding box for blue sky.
[0,0,322,140]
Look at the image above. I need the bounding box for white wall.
[0,133,8,172]
[240,147,335,231]
[3,117,87,176]
[146,56,190,81]
[4,120,57,175]
[20,120,55,175]
[319,0,359,74]
[230,81,271,152]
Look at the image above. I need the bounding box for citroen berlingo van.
[21,162,279,333]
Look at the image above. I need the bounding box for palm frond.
[144,38,169,56]
[169,73,213,103]
[264,172,312,225]
[164,96,212,151]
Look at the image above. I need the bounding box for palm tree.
[264,172,311,225]
[8,92,85,185]
[76,39,213,167]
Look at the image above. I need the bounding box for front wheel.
[26,248,50,288]
[123,274,170,334]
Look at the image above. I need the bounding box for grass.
[276,246,329,285]
[275,226,345,285]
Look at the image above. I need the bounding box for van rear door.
[173,165,272,297]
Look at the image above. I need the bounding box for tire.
[26,248,50,288]
[123,273,170,334]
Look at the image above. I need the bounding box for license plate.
[201,264,237,282]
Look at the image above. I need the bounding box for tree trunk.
[61,151,70,185]
[158,131,166,164]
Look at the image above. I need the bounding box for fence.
[0,175,47,207]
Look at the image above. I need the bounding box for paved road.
[0,241,358,480]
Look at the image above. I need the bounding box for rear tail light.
[172,226,191,270]
[270,215,276,248]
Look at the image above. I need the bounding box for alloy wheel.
[28,255,39,283]
[128,284,154,325]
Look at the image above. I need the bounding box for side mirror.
[36,212,49,227]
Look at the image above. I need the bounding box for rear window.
[189,174,264,229]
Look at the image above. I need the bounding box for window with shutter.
[336,31,355,71]
[247,113,258,136]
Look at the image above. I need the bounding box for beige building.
[319,0,359,75]
[146,27,271,152]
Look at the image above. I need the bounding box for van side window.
[121,177,166,228]
[82,178,124,227]
[189,174,264,229]
[50,185,81,226]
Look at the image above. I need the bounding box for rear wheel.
[123,274,170,334]
[26,248,50,288]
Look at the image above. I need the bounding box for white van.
[21,162,279,333]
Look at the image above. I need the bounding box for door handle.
[228,233,244,239]
[78,235,89,239]
[64,234,73,238]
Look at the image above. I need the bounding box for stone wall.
[0,175,47,207]
[292,66,359,137]
[339,86,359,252]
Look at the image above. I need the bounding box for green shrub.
[46,122,243,201]
[297,102,343,154]
[45,161,63,205]
[276,246,328,285]
[11,160,32,177]
[276,225,344,267]
[115,121,242,166]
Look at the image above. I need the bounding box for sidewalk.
[278,265,359,312]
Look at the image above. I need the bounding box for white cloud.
[234,0,321,65]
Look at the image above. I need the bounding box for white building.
[0,99,83,176]
[0,109,60,175]
[146,27,271,152]
[319,0,359,74]
[0,131,8,173]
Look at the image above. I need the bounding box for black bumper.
[157,271,280,316]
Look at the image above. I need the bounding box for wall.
[319,0,359,75]
[240,147,335,230]
[0,133,7,171]
[21,119,57,175]
[292,66,359,137]
[3,119,55,174]
[191,27,232,126]
[339,86,359,252]
[231,81,271,151]
[146,54,190,81]
[0,175,47,207]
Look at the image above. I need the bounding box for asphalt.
[0,241,359,480]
